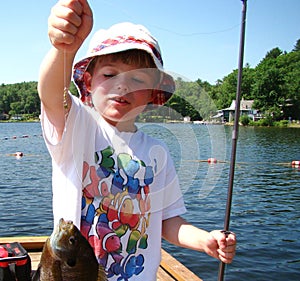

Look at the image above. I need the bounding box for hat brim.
[73,48,175,107]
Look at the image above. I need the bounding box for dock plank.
[156,267,176,281]
[29,252,41,270]
[0,236,47,250]
[160,249,203,281]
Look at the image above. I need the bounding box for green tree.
[251,48,285,119]
[264,47,282,60]
[208,64,255,110]
[292,39,300,52]
[0,81,40,119]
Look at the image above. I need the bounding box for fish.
[32,218,107,281]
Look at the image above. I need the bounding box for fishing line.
[101,0,135,22]
[101,0,241,37]
[63,49,69,120]
[150,23,242,37]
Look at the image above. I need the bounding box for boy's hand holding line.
[39,0,93,136]
[48,0,93,52]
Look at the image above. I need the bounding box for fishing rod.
[218,1,247,280]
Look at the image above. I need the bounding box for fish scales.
[32,218,106,281]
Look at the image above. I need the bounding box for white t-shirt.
[41,94,186,281]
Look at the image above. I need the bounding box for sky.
[1,0,299,85]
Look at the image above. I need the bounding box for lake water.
[0,122,299,281]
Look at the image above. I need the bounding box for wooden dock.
[0,237,202,281]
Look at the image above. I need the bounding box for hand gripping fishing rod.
[218,1,247,280]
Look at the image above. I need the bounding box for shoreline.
[1,119,300,128]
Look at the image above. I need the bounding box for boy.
[39,0,236,279]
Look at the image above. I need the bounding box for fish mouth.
[50,219,77,257]
[50,233,62,259]
[50,229,64,249]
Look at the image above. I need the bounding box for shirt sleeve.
[40,94,78,163]
[147,141,187,221]
[162,156,187,221]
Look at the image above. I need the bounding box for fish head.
[50,218,82,266]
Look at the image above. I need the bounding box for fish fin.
[97,264,107,281]
[31,265,41,281]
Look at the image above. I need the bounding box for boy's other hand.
[205,230,236,264]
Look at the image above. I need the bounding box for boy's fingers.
[218,232,236,264]
[78,0,93,16]
[49,16,79,36]
[56,0,93,40]
[48,1,88,47]
[60,0,92,19]
[58,0,83,14]
[48,27,75,45]
[227,233,236,245]
[51,3,82,29]
[217,249,235,264]
[211,230,236,252]
[225,232,236,250]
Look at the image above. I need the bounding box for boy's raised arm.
[38,0,93,137]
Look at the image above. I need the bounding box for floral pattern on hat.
[73,58,94,106]
[91,35,163,67]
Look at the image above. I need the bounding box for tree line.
[1,39,299,122]
[0,82,78,120]
[159,38,300,123]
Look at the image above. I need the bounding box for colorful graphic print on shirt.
[81,146,154,280]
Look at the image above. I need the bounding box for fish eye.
[69,236,76,245]
[67,258,76,267]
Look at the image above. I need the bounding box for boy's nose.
[115,74,129,94]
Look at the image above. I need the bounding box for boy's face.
[84,55,157,130]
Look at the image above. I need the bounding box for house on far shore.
[212,98,261,123]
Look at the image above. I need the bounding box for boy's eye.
[104,74,115,78]
[132,77,145,84]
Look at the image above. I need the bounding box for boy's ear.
[83,72,92,92]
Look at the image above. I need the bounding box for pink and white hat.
[73,22,175,107]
